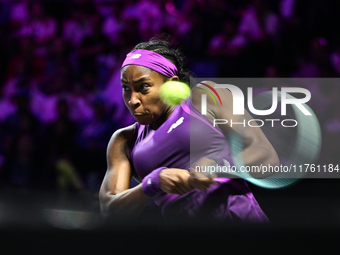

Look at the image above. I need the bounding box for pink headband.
[121,49,178,77]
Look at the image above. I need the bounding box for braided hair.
[131,39,191,86]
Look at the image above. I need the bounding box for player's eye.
[140,84,150,90]
[122,85,130,91]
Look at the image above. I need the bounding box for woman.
[99,39,278,222]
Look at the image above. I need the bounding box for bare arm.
[192,81,279,176]
[99,125,150,218]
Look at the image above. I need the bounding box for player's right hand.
[159,168,215,195]
[159,168,192,195]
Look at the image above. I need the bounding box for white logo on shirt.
[130,54,141,59]
[167,117,184,133]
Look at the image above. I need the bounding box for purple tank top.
[130,99,269,222]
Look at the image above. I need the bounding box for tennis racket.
[227,90,322,188]
[190,87,322,189]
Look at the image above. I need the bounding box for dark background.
[0,0,339,252]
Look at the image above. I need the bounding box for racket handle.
[214,155,234,167]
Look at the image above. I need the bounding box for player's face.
[121,65,174,128]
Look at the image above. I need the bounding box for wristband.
[141,167,167,197]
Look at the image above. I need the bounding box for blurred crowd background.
[0,0,339,198]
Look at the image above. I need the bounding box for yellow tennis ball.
[160,81,190,106]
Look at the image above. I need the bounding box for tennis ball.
[159,81,190,106]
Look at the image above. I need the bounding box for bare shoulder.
[108,124,135,145]
[107,124,136,159]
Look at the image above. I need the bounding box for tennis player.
[99,39,279,222]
